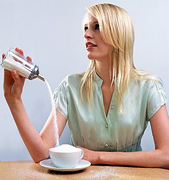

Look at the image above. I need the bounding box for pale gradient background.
[0,0,169,161]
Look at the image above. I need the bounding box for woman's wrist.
[94,151,103,164]
[96,151,117,165]
[6,97,23,109]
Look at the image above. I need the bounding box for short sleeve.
[53,78,68,119]
[147,79,167,119]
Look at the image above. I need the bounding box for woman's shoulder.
[133,71,163,86]
[130,72,165,97]
[63,73,83,82]
[58,73,84,88]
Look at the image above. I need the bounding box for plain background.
[0,0,169,161]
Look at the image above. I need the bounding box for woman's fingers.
[15,47,32,62]
[19,49,24,55]
[4,69,14,84]
[11,70,20,81]
[3,48,25,59]
[11,70,25,85]
[27,56,32,62]
[15,47,19,51]
[15,47,24,55]
[2,53,6,59]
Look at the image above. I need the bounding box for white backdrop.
[0,0,169,161]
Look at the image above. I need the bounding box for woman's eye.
[95,24,100,30]
[84,26,88,32]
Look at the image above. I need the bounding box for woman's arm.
[80,104,169,168]
[3,49,67,163]
[8,98,67,163]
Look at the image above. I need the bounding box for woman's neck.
[95,60,112,86]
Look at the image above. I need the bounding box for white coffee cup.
[49,144,84,168]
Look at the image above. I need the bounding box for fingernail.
[2,53,6,59]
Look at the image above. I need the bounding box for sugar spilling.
[45,79,59,147]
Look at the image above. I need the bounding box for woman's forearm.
[97,149,169,168]
[7,98,50,162]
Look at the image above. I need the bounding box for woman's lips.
[86,42,97,50]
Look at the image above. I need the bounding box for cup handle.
[80,150,84,159]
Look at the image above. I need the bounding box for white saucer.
[39,159,91,172]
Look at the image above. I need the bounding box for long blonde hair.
[80,3,152,111]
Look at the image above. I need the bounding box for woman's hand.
[77,146,100,165]
[3,48,32,101]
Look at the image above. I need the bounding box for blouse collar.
[94,72,103,86]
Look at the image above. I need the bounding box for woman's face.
[83,13,111,61]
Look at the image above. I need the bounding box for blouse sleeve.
[147,78,167,119]
[53,78,68,119]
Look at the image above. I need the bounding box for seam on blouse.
[148,81,167,119]
[154,81,167,101]
[118,135,143,152]
[149,101,167,119]
[56,106,68,119]
[124,141,141,152]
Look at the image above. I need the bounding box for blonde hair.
[80,3,153,111]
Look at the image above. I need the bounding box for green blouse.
[53,73,167,152]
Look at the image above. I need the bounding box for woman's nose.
[84,29,93,39]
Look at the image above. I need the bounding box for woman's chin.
[87,53,96,60]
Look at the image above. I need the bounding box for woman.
[3,3,169,168]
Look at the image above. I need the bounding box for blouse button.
[105,124,108,128]
[111,104,115,109]
[105,143,109,147]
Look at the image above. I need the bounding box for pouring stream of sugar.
[45,79,59,147]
